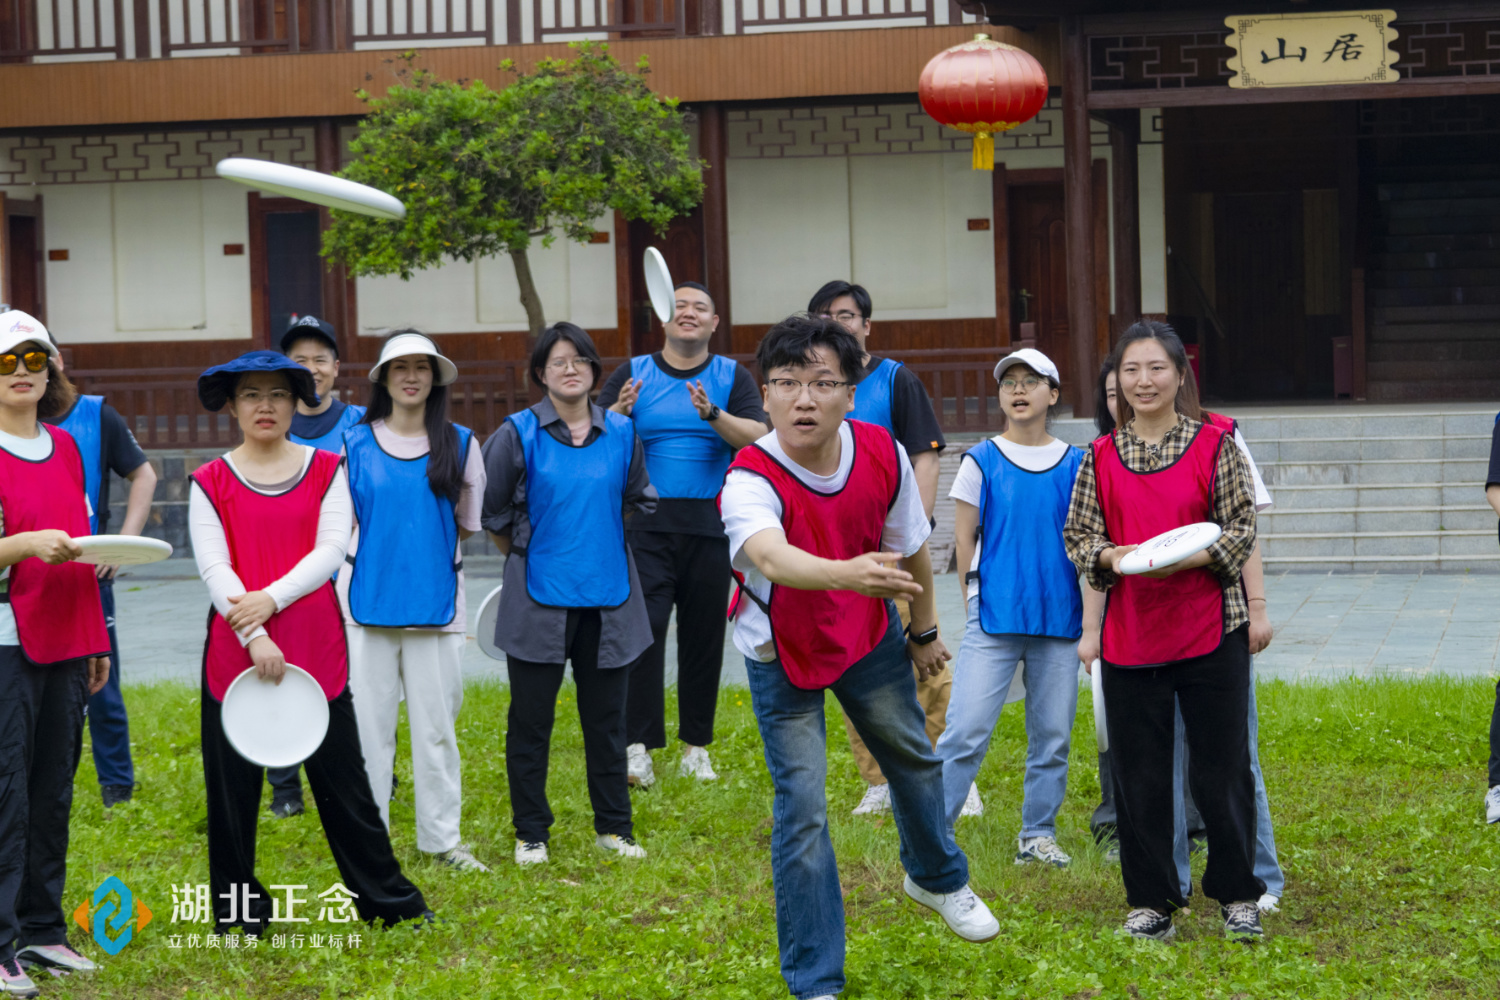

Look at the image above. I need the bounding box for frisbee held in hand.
[221,664,330,768]
[71,535,173,566]
[1118,522,1222,576]
[215,158,405,220]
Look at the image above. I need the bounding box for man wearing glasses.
[806,281,978,820]
[597,282,767,789]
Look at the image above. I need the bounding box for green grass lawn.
[48,675,1500,999]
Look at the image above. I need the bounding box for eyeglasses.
[818,311,863,325]
[546,357,592,372]
[999,376,1045,392]
[767,377,850,401]
[235,389,294,404]
[0,351,48,376]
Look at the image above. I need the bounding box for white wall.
[1139,109,1168,315]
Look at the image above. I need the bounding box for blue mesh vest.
[848,357,902,433]
[628,354,736,499]
[57,394,104,534]
[968,439,1085,639]
[344,421,472,628]
[290,401,367,453]
[511,406,634,609]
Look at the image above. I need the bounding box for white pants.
[346,625,465,854]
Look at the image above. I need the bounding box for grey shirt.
[481,397,658,669]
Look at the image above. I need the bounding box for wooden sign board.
[1225,9,1399,89]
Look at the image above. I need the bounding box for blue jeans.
[745,604,968,1000]
[1172,662,1284,898]
[936,595,1079,836]
[87,579,134,787]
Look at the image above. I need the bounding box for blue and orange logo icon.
[71,877,152,955]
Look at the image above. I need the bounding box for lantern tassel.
[972,132,994,171]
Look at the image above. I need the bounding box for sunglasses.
[0,351,48,377]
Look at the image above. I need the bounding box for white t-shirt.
[720,423,931,662]
[1234,429,1274,513]
[0,427,92,647]
[949,435,1074,600]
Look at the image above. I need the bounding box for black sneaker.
[1117,908,1176,941]
[100,784,133,808]
[270,797,305,819]
[1222,901,1263,942]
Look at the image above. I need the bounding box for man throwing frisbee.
[719,316,997,1000]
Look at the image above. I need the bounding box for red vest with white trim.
[0,425,108,665]
[724,420,901,689]
[1093,421,1228,667]
[191,450,348,702]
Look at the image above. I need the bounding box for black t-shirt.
[863,355,946,457]
[45,399,149,533]
[290,398,355,441]
[598,353,767,537]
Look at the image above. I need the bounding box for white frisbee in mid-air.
[221,664,330,768]
[644,247,674,324]
[215,157,406,220]
[1091,661,1107,752]
[1118,522,1222,576]
[72,535,173,566]
[476,583,504,661]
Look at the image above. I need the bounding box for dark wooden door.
[1008,184,1071,383]
[2,194,44,322]
[249,194,325,348]
[1215,192,1306,398]
[625,207,703,357]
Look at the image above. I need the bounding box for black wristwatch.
[906,624,939,646]
[703,404,722,422]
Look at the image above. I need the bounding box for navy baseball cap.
[279,314,339,357]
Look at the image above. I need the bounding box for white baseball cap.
[0,310,58,360]
[992,347,1059,384]
[369,332,458,386]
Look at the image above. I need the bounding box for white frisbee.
[1117,522,1222,576]
[215,157,406,221]
[643,247,674,324]
[221,664,330,768]
[72,535,173,566]
[1091,660,1107,752]
[476,583,504,661]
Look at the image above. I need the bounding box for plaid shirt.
[1064,415,1257,635]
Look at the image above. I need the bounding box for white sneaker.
[1014,835,1072,868]
[678,746,718,781]
[626,743,655,789]
[959,782,983,818]
[436,843,491,873]
[596,833,647,858]
[1486,785,1500,824]
[902,875,999,943]
[16,943,96,974]
[851,782,891,816]
[514,840,548,866]
[1257,893,1281,914]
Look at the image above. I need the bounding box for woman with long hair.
[1064,321,1265,942]
[0,311,111,993]
[481,323,657,866]
[189,350,430,934]
[340,331,488,871]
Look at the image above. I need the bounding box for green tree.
[323,43,703,336]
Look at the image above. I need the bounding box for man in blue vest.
[44,337,159,807]
[806,281,980,819]
[597,282,768,788]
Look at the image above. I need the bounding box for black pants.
[1489,677,1500,788]
[506,610,632,844]
[201,680,428,933]
[1092,744,1206,844]
[266,765,303,801]
[0,649,88,963]
[625,530,730,749]
[1103,625,1264,912]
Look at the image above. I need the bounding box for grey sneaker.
[678,746,718,781]
[1222,900,1264,942]
[626,744,655,789]
[514,840,548,866]
[596,834,647,859]
[0,958,37,997]
[959,782,983,818]
[270,797,304,819]
[1015,835,1071,868]
[436,844,490,873]
[1486,785,1500,824]
[1118,908,1175,941]
[17,943,95,974]
[851,782,891,816]
[1257,893,1281,914]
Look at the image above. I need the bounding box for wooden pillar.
[700,0,721,34]
[314,118,356,359]
[1092,156,1110,366]
[700,103,733,356]
[1110,114,1141,338]
[132,0,152,57]
[1061,15,1097,418]
[992,163,1010,348]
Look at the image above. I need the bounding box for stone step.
[1369,267,1500,289]
[1261,505,1495,533]
[1371,249,1500,270]
[1260,458,1485,486]
[1381,232,1500,254]
[1379,179,1500,200]
[1369,321,1500,342]
[1372,285,1500,307]
[1244,434,1486,463]
[1380,195,1500,219]
[1373,302,1500,323]
[1383,213,1500,236]
[1368,340,1500,364]
[1262,553,1500,571]
[1264,482,1482,508]
[1366,379,1500,402]
[1261,529,1496,559]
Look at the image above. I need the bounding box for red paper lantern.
[919,34,1049,171]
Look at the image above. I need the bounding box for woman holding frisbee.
[481,323,656,866]
[0,311,111,993]
[936,347,1085,867]
[189,350,430,933]
[340,331,487,872]
[1064,323,1264,942]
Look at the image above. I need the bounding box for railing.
[533,0,681,42]
[0,0,125,59]
[737,0,932,33]
[351,0,493,45]
[156,0,304,54]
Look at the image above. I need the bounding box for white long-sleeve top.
[189,448,352,647]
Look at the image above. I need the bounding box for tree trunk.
[510,247,547,339]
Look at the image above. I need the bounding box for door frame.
[248,192,325,349]
[0,193,44,322]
